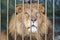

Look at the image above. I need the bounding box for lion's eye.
[25,12,29,16]
[25,12,28,14]
[24,12,29,17]
[16,13,18,15]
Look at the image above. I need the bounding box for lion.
[0,3,53,40]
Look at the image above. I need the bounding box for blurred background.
[0,0,60,40]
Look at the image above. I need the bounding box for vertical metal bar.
[14,0,16,40]
[30,0,32,40]
[22,0,24,40]
[45,0,47,40]
[37,0,39,12]
[0,0,1,40]
[7,0,9,40]
[53,0,55,40]
[37,0,39,40]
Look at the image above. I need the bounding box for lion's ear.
[16,4,22,14]
[39,4,44,13]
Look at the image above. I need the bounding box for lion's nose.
[31,18,37,23]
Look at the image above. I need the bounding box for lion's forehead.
[16,3,44,13]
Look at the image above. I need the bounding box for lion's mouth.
[27,25,37,29]
[27,25,37,32]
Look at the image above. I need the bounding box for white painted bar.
[14,0,17,40]
[0,0,1,40]
[53,0,55,40]
[22,0,24,40]
[7,0,9,40]
[30,0,32,40]
[37,0,39,40]
[45,0,47,40]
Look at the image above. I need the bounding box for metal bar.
[53,0,55,40]
[37,0,39,10]
[0,0,1,40]
[37,0,39,40]
[30,0,32,40]
[45,0,47,40]
[22,0,24,40]
[14,0,17,40]
[7,0,9,40]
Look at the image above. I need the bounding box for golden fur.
[0,31,7,40]
[0,3,53,40]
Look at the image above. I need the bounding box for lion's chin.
[28,27,37,33]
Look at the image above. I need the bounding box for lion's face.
[9,3,46,35]
[15,3,44,33]
[24,9,39,32]
[17,9,40,33]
